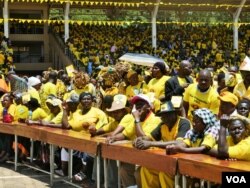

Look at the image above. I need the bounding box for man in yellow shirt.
[183,69,220,121]
[40,71,57,110]
[134,101,191,188]
[107,94,161,187]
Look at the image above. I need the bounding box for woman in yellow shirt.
[147,62,170,101]
[210,116,250,161]
[0,93,16,162]
[166,108,220,154]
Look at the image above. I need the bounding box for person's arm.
[89,126,105,137]
[183,101,189,117]
[61,103,71,129]
[217,116,230,159]
[132,109,146,137]
[26,119,42,125]
[206,148,219,157]
[135,139,183,150]
[111,125,125,137]
[106,133,126,144]
[40,120,62,128]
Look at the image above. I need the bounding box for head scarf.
[73,72,90,89]
[185,108,220,142]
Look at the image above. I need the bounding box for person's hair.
[49,71,57,80]
[28,98,40,109]
[237,98,250,109]
[217,72,225,83]
[79,92,93,101]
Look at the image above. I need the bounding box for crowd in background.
[0,23,249,188]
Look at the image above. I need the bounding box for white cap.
[28,76,41,87]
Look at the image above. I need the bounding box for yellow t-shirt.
[177,77,188,86]
[183,134,217,149]
[102,119,119,133]
[125,82,149,100]
[122,112,161,140]
[56,79,66,99]
[118,114,135,128]
[69,108,108,132]
[148,75,170,99]
[103,87,119,97]
[40,82,57,110]
[233,81,250,100]
[51,111,63,124]
[28,87,41,104]
[227,136,250,161]
[183,83,220,120]
[15,104,29,121]
[0,104,16,120]
[32,107,48,121]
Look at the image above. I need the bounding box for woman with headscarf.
[147,62,170,102]
[63,71,96,101]
[166,108,220,154]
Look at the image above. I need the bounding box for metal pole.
[104,158,108,188]
[233,0,246,51]
[68,149,73,181]
[3,0,9,38]
[64,2,70,43]
[50,144,55,186]
[151,0,161,49]
[14,135,18,171]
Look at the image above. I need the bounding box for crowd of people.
[0,23,250,188]
[0,31,14,74]
[52,24,250,75]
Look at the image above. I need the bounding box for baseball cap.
[46,98,62,107]
[156,101,176,116]
[106,94,127,112]
[66,93,79,103]
[219,91,238,106]
[130,94,152,107]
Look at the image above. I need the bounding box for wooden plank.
[177,154,250,183]
[102,143,178,176]
[0,123,100,155]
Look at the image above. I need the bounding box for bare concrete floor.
[0,161,78,188]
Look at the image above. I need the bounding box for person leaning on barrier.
[133,101,191,188]
[62,92,108,133]
[89,94,131,137]
[106,94,161,188]
[92,94,133,188]
[208,115,250,161]
[166,108,220,155]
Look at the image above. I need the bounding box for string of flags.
[0,0,249,9]
[0,18,249,27]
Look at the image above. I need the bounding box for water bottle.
[28,110,32,120]
[3,108,7,116]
